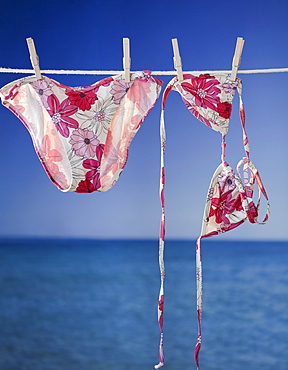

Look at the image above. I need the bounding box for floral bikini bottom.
[0,71,163,192]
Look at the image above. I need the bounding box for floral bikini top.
[0,72,163,192]
[156,73,270,369]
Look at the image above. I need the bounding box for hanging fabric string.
[154,81,174,370]
[1,67,288,75]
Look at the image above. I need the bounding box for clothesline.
[0,67,288,75]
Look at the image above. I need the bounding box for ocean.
[0,239,287,370]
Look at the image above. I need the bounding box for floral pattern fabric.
[173,73,238,134]
[158,73,270,370]
[195,159,270,369]
[0,72,163,192]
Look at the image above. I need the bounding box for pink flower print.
[131,114,144,130]
[110,79,132,104]
[216,219,245,234]
[69,128,100,158]
[83,144,104,190]
[126,79,151,111]
[160,219,165,241]
[209,191,243,225]
[94,110,105,122]
[103,131,128,174]
[240,104,246,125]
[13,105,25,115]
[8,86,26,104]
[245,186,253,199]
[31,79,53,108]
[42,134,63,164]
[181,74,221,111]
[217,171,236,194]
[75,180,95,193]
[222,82,237,95]
[83,159,101,190]
[184,101,212,128]
[47,94,78,138]
[41,135,68,189]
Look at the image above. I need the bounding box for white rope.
[1,67,288,76]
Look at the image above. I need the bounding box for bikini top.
[0,72,163,192]
[156,73,270,369]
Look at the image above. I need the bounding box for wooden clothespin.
[172,38,183,81]
[26,37,41,80]
[123,38,131,83]
[230,37,245,81]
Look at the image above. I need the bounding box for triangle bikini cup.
[156,73,270,369]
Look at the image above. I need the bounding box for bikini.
[157,73,270,369]
[1,68,270,369]
[0,72,163,192]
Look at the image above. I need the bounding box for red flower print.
[96,144,105,161]
[83,158,101,190]
[181,74,221,110]
[217,102,232,119]
[158,295,164,331]
[160,189,165,208]
[209,191,243,225]
[47,94,78,138]
[97,76,114,87]
[158,295,164,312]
[161,167,165,184]
[75,179,96,193]
[246,201,258,223]
[240,104,245,125]
[198,73,216,79]
[65,88,98,111]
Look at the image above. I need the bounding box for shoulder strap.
[236,82,270,225]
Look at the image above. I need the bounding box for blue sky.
[0,0,287,240]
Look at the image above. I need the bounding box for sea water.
[0,239,287,370]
